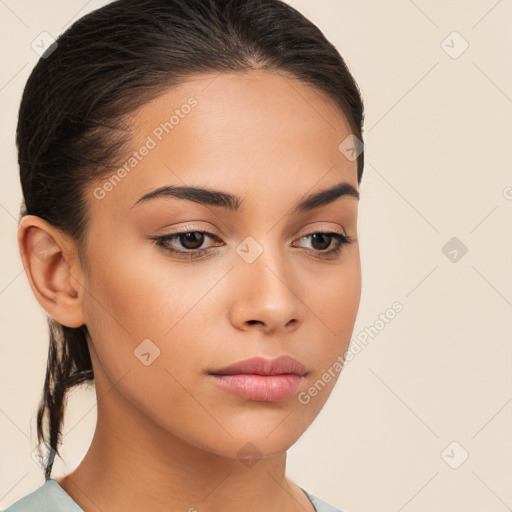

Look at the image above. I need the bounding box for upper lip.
[209,355,307,376]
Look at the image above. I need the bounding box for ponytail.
[35,319,93,479]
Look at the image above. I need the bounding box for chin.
[182,411,316,462]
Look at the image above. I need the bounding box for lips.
[209,355,308,377]
[208,356,308,402]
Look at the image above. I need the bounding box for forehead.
[88,69,357,217]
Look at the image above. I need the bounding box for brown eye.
[293,231,354,258]
[309,233,333,251]
[178,232,206,250]
[152,230,220,260]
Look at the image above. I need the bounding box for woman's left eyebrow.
[130,181,359,212]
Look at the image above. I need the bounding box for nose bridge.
[229,232,304,331]
[253,253,282,292]
[236,232,289,293]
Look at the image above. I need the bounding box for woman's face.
[78,69,361,459]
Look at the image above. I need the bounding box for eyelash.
[151,227,354,261]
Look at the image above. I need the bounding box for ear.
[17,215,87,328]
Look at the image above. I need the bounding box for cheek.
[301,257,361,389]
[83,238,207,337]
[80,240,226,385]
[80,249,223,439]
[312,255,361,335]
[323,272,361,338]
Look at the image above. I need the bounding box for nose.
[227,244,306,335]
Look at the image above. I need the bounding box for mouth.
[208,355,308,402]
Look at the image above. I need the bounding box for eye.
[292,230,354,258]
[151,229,220,260]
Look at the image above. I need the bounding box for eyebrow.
[131,181,359,213]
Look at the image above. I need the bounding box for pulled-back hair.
[17,0,365,480]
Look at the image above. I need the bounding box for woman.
[5,0,365,510]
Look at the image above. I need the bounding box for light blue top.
[2,478,344,512]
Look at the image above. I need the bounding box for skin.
[18,69,361,512]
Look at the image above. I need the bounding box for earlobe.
[17,215,87,328]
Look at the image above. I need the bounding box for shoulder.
[1,479,82,512]
[301,487,351,512]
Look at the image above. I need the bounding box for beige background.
[1,1,511,511]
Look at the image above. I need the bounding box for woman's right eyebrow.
[130,181,359,213]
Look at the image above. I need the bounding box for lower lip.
[209,374,304,402]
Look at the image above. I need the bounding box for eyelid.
[157,222,221,236]
[298,223,348,237]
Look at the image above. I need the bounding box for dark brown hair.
[17,0,365,480]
